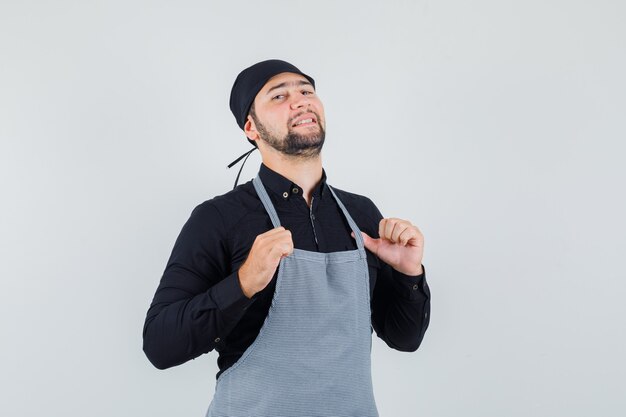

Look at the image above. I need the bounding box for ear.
[244,115,260,143]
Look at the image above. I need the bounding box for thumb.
[351,231,379,253]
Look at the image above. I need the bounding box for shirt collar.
[258,163,327,201]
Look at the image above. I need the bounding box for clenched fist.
[238,227,294,298]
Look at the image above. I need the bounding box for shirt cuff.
[209,270,256,314]
[389,264,428,301]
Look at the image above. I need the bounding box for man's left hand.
[353,218,424,276]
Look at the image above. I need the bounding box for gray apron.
[206,175,379,417]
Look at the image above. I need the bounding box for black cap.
[229,59,315,147]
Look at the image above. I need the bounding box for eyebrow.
[265,80,313,96]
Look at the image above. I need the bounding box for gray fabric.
[206,175,378,417]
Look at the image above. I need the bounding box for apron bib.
[206,175,378,417]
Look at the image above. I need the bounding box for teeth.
[296,118,313,126]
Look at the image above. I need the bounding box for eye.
[302,90,314,96]
[272,94,285,100]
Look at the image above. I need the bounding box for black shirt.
[143,163,431,379]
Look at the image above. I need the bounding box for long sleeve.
[371,263,430,351]
[366,202,431,352]
[142,202,256,370]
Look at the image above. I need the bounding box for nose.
[289,93,311,110]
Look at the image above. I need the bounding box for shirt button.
[282,192,288,199]
[412,284,419,290]
[214,337,221,343]
[292,187,299,194]
[311,214,315,220]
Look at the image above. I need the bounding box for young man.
[143,60,430,416]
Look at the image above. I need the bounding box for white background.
[1,1,624,416]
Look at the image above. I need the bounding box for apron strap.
[253,175,282,228]
[252,175,366,251]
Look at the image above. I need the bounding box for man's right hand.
[238,227,294,298]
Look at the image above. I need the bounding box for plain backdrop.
[1,1,625,416]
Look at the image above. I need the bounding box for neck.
[262,152,323,206]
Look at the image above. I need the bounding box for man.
[143,59,430,417]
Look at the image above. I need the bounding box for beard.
[253,113,326,158]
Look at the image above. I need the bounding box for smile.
[292,114,318,127]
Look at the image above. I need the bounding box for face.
[245,72,326,158]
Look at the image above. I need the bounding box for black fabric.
[229,59,315,147]
[143,164,431,379]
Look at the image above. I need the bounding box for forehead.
[259,72,312,93]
